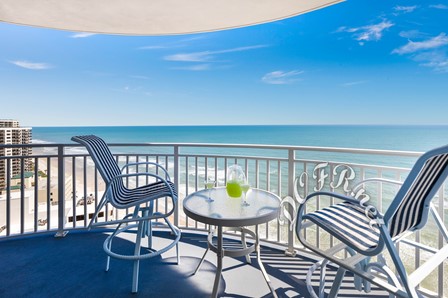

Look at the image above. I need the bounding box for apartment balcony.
[0,142,447,297]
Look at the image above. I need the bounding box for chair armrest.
[121,162,171,180]
[296,178,401,225]
[296,191,386,251]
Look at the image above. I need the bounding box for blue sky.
[1,0,448,126]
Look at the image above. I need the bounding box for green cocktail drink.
[205,181,215,189]
[240,183,250,193]
[226,180,242,198]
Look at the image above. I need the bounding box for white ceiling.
[0,0,343,35]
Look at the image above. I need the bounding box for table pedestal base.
[193,225,278,298]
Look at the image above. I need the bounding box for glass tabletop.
[183,187,280,227]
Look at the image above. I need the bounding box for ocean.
[32,125,448,152]
[30,125,448,172]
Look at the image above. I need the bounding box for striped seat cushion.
[109,180,177,209]
[389,153,448,238]
[71,135,122,185]
[72,135,178,210]
[303,201,380,253]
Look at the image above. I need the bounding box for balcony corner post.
[285,148,297,257]
[173,145,179,227]
[55,145,67,238]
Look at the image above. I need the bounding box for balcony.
[1,142,447,297]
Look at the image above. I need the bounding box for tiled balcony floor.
[0,230,389,297]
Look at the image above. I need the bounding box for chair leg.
[176,241,180,265]
[147,220,153,249]
[381,228,419,298]
[144,205,154,249]
[132,260,140,294]
[391,256,419,298]
[105,255,111,272]
[105,223,123,272]
[87,192,108,229]
[306,259,329,298]
[105,243,112,272]
[132,219,146,293]
[328,267,346,298]
[164,216,181,265]
[354,261,365,291]
[318,259,328,298]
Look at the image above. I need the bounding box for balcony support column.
[55,145,67,238]
[285,148,297,256]
[173,145,179,227]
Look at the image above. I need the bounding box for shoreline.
[29,147,196,227]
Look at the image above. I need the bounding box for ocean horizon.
[32,125,448,152]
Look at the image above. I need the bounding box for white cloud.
[413,51,448,73]
[341,80,368,87]
[392,33,448,54]
[393,33,448,72]
[430,4,448,9]
[398,30,427,39]
[171,64,211,71]
[164,45,268,62]
[130,75,150,80]
[113,85,151,96]
[9,60,53,70]
[261,70,304,85]
[138,36,206,50]
[70,32,96,38]
[165,52,211,62]
[138,45,169,50]
[337,20,394,44]
[393,5,418,14]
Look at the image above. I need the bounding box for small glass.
[204,178,216,203]
[240,180,250,206]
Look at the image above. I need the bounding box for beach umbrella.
[0,0,343,35]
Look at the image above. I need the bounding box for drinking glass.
[204,178,216,202]
[240,180,250,206]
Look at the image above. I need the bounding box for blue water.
[32,125,448,152]
[31,125,448,169]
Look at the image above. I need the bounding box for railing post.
[285,148,297,256]
[6,158,11,236]
[55,145,67,237]
[20,158,25,234]
[173,145,179,227]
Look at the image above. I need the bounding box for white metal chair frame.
[296,144,448,298]
[72,135,181,293]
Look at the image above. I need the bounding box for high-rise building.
[0,120,32,190]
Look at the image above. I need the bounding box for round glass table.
[183,187,280,298]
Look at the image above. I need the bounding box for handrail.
[1,142,445,296]
[0,142,424,157]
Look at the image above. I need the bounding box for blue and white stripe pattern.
[71,135,177,209]
[389,153,448,238]
[303,201,380,252]
[302,150,448,254]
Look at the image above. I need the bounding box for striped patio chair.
[296,144,448,298]
[71,135,181,293]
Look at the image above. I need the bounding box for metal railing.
[0,142,446,296]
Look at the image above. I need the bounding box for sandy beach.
[29,147,195,228]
